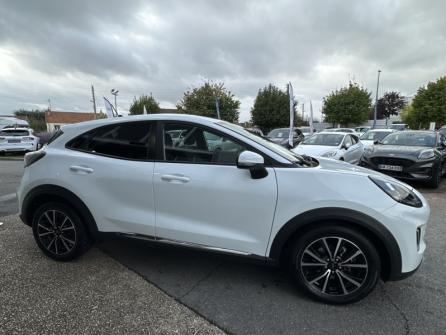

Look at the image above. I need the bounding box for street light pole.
[111,89,119,115]
[373,70,381,129]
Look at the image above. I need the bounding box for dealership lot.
[1,158,446,334]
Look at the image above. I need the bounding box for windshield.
[381,132,436,147]
[267,129,289,138]
[218,122,302,163]
[360,131,392,141]
[302,133,344,146]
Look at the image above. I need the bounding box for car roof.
[61,114,222,131]
[313,131,348,135]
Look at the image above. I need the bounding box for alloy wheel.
[300,237,368,296]
[36,210,77,255]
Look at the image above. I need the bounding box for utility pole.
[215,97,221,119]
[91,85,97,119]
[373,70,381,129]
[302,103,305,121]
[48,98,52,111]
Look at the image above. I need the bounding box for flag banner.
[309,100,315,135]
[288,82,294,148]
[103,97,117,118]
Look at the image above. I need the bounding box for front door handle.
[161,174,190,183]
[70,165,94,174]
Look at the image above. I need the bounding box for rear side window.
[67,122,153,160]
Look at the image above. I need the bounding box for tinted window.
[360,131,392,141]
[68,122,152,160]
[163,123,247,165]
[351,135,358,144]
[0,129,30,136]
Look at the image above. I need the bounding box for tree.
[129,95,160,115]
[401,105,422,129]
[322,83,371,126]
[411,76,446,129]
[376,91,406,126]
[250,84,301,133]
[14,109,46,132]
[177,82,240,122]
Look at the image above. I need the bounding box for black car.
[266,127,304,148]
[360,131,446,188]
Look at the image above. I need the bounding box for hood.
[315,157,400,181]
[292,145,337,157]
[365,145,430,159]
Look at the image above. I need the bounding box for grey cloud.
[0,0,445,120]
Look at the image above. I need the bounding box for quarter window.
[163,123,247,165]
[67,122,153,160]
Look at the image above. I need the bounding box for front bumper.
[0,142,37,152]
[381,189,429,280]
[360,155,438,181]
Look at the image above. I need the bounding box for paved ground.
[0,215,224,335]
[0,157,23,217]
[1,159,446,334]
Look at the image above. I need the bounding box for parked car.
[355,126,371,136]
[359,129,396,149]
[19,114,429,304]
[360,131,446,188]
[292,132,364,164]
[439,126,446,137]
[0,117,29,130]
[0,127,39,153]
[267,127,304,148]
[322,128,357,134]
[297,127,313,138]
[388,123,409,131]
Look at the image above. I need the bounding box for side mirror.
[237,151,268,179]
[373,140,380,145]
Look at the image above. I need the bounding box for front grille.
[371,157,415,168]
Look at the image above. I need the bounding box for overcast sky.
[0,0,445,121]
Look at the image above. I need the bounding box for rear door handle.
[70,165,94,174]
[161,174,190,183]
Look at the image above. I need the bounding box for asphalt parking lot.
[1,158,446,334]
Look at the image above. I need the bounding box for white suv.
[18,114,429,304]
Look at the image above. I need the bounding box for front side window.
[343,135,353,147]
[163,123,247,165]
[67,122,153,160]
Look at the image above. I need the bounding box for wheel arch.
[269,207,402,281]
[21,184,99,239]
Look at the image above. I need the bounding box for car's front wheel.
[290,225,381,304]
[32,202,92,261]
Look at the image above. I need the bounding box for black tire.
[426,164,442,188]
[289,225,381,304]
[32,202,92,261]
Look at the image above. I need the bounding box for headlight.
[369,176,422,208]
[418,149,435,160]
[322,151,337,158]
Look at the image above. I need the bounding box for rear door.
[64,121,156,235]
[152,122,278,256]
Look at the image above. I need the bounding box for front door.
[153,122,278,256]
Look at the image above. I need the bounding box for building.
[45,111,96,132]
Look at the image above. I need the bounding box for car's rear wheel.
[290,225,381,304]
[32,202,92,261]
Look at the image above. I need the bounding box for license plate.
[7,139,20,143]
[378,164,403,172]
